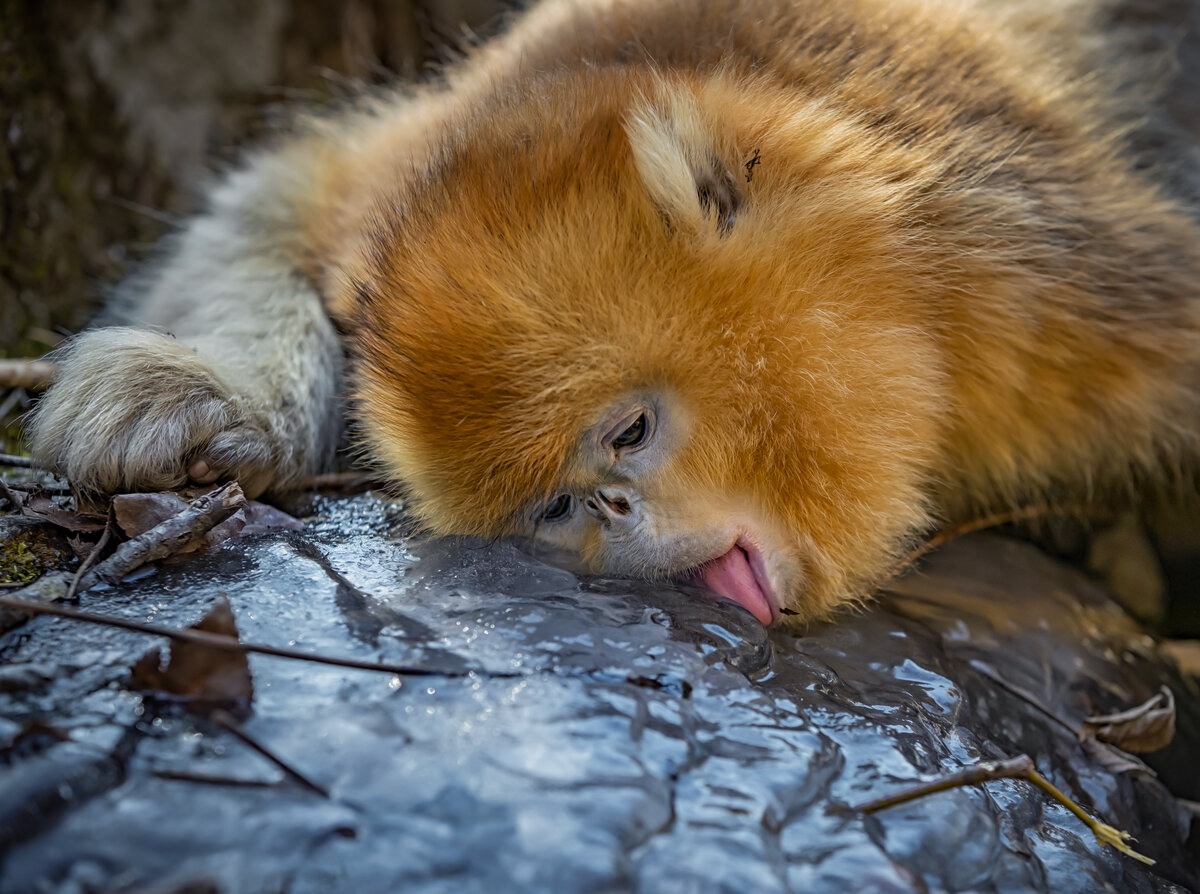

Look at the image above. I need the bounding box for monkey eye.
[610,413,648,450]
[540,493,574,523]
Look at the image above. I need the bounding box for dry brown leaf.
[240,501,304,535]
[112,492,190,538]
[1079,735,1157,776]
[129,596,254,718]
[1081,686,1175,754]
[64,535,95,561]
[17,489,105,532]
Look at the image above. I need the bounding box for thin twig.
[210,708,329,798]
[0,479,69,499]
[296,471,380,492]
[0,453,41,470]
[0,478,18,510]
[968,663,1079,735]
[855,754,1154,864]
[151,769,278,789]
[66,511,115,600]
[0,581,24,588]
[905,505,1069,565]
[105,195,183,228]
[0,359,57,391]
[92,482,245,585]
[0,482,246,633]
[893,503,1094,576]
[0,595,516,679]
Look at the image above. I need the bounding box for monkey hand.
[29,328,283,499]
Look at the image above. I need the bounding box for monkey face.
[512,391,800,625]
[341,68,948,625]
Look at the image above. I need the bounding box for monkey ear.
[624,91,741,235]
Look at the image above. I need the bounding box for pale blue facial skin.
[518,393,738,573]
[533,396,662,523]
[514,391,799,619]
[521,394,670,570]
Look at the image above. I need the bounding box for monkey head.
[338,69,948,625]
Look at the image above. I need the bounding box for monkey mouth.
[685,537,780,625]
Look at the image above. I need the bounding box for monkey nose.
[586,486,635,523]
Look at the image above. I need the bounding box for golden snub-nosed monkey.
[30,0,1200,624]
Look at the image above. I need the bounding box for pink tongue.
[697,547,773,624]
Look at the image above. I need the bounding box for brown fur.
[33,0,1200,623]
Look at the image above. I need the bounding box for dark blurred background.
[0,0,512,362]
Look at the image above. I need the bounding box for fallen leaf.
[18,489,104,532]
[129,596,254,718]
[114,492,300,553]
[240,501,305,535]
[1081,686,1175,753]
[1079,736,1157,776]
[65,535,94,561]
[0,481,24,512]
[112,492,189,538]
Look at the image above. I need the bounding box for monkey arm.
[29,149,344,498]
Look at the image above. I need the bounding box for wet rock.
[0,493,1195,893]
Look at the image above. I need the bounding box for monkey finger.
[187,458,222,484]
[200,431,276,499]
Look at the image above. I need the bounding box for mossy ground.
[0,518,74,584]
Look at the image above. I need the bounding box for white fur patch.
[624,87,716,230]
[30,154,344,497]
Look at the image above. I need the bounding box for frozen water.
[0,493,1196,893]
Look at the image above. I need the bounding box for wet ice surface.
[1,493,1197,894]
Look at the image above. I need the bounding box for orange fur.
[290,0,1199,621]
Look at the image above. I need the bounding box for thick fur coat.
[30,0,1200,621]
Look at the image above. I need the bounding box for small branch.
[66,511,115,600]
[210,708,328,798]
[0,387,21,421]
[0,482,246,632]
[296,471,380,492]
[0,359,57,392]
[93,482,245,585]
[105,195,183,228]
[855,754,1154,865]
[892,503,1094,576]
[0,595,516,679]
[151,769,277,789]
[904,505,1071,566]
[0,453,43,471]
[0,479,70,498]
[856,755,1035,812]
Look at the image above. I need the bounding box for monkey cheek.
[758,547,811,625]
